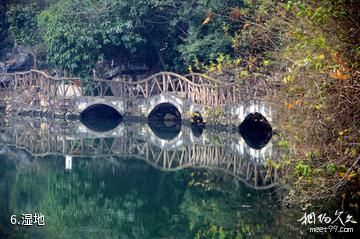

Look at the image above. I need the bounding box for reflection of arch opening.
[80,104,122,132]
[148,121,181,141]
[191,125,204,138]
[239,112,272,150]
[147,103,182,140]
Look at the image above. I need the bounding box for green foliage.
[326,162,337,174]
[178,29,233,67]
[204,107,225,125]
[277,140,290,149]
[38,0,147,76]
[181,179,290,239]
[285,0,348,25]
[181,0,285,75]
[295,161,312,177]
[35,0,246,75]
[280,0,360,199]
[305,150,320,160]
[175,0,242,68]
[3,0,283,75]
[7,2,40,47]
[0,1,7,42]
[195,225,230,239]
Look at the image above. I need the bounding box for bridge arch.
[80,103,123,132]
[227,100,273,126]
[75,97,125,116]
[146,94,183,119]
[239,112,272,150]
[244,100,272,123]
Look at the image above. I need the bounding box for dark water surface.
[0,117,317,238]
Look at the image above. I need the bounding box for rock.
[94,60,122,79]
[94,59,150,80]
[4,46,34,72]
[104,66,122,79]
[0,62,6,73]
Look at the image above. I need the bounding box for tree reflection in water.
[0,118,301,238]
[0,155,298,239]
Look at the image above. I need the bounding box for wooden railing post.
[80,80,83,96]
[14,74,18,89]
[100,82,103,97]
[145,81,148,98]
[62,78,65,97]
[162,73,166,93]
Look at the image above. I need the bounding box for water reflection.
[147,102,182,140]
[1,118,277,183]
[0,154,292,239]
[0,117,292,238]
[147,120,182,140]
[190,124,205,138]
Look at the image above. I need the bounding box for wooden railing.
[91,72,241,106]
[0,69,82,98]
[1,70,243,106]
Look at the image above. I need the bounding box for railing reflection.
[0,118,281,189]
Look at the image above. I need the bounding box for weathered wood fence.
[0,70,245,107]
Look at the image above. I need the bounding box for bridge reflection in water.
[0,118,280,190]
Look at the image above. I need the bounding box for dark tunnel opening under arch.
[239,112,273,150]
[147,103,182,140]
[80,104,123,132]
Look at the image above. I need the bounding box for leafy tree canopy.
[7,2,41,47]
[34,0,250,76]
[37,0,149,76]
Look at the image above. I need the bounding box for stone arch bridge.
[0,70,273,125]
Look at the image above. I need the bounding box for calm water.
[0,117,313,238]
